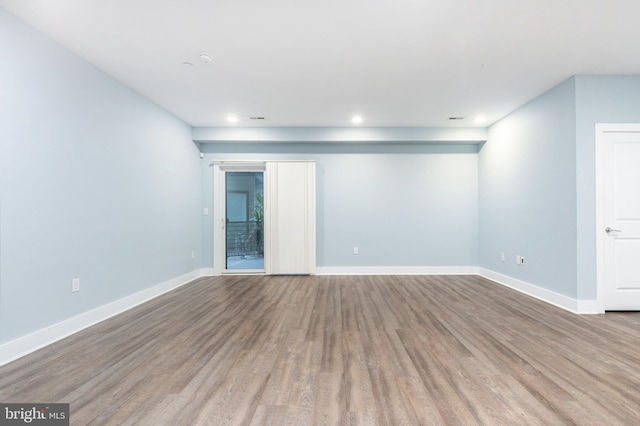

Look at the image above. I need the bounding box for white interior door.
[599,125,640,310]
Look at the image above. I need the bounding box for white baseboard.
[478,268,600,314]
[315,266,479,275]
[576,299,601,314]
[0,268,209,367]
[200,267,215,277]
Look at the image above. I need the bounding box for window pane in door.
[225,172,264,270]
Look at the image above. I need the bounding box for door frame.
[595,123,640,312]
[212,161,266,276]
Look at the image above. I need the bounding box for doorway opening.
[212,160,316,276]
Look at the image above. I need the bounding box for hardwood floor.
[1,275,639,425]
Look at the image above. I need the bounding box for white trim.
[315,266,479,275]
[221,270,265,275]
[211,161,266,171]
[210,160,313,165]
[478,268,599,314]
[200,267,215,277]
[213,162,268,275]
[595,124,606,313]
[0,269,208,367]
[576,299,600,314]
[212,164,224,276]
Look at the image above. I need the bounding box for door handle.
[605,227,621,234]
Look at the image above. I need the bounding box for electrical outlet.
[516,255,521,265]
[191,250,195,259]
[72,278,80,292]
[501,252,505,262]
[203,208,209,216]
[353,247,359,255]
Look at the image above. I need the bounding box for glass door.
[225,171,264,271]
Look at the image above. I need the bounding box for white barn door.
[265,161,316,275]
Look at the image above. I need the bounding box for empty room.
[1,1,640,425]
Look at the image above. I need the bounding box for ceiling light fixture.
[226,115,239,123]
[199,53,212,64]
[182,61,193,68]
[351,115,363,124]
[473,115,487,123]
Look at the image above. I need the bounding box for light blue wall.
[0,8,202,343]
[478,78,578,297]
[200,143,479,268]
[3,5,639,351]
[575,75,640,300]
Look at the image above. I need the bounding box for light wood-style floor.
[1,275,639,425]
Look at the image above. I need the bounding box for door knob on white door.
[605,227,621,233]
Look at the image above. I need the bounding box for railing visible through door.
[226,221,263,258]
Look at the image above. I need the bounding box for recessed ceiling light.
[182,61,193,67]
[351,115,363,124]
[473,115,487,123]
[448,117,465,121]
[199,53,212,64]
[226,115,239,123]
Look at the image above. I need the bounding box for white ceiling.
[2,0,640,128]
